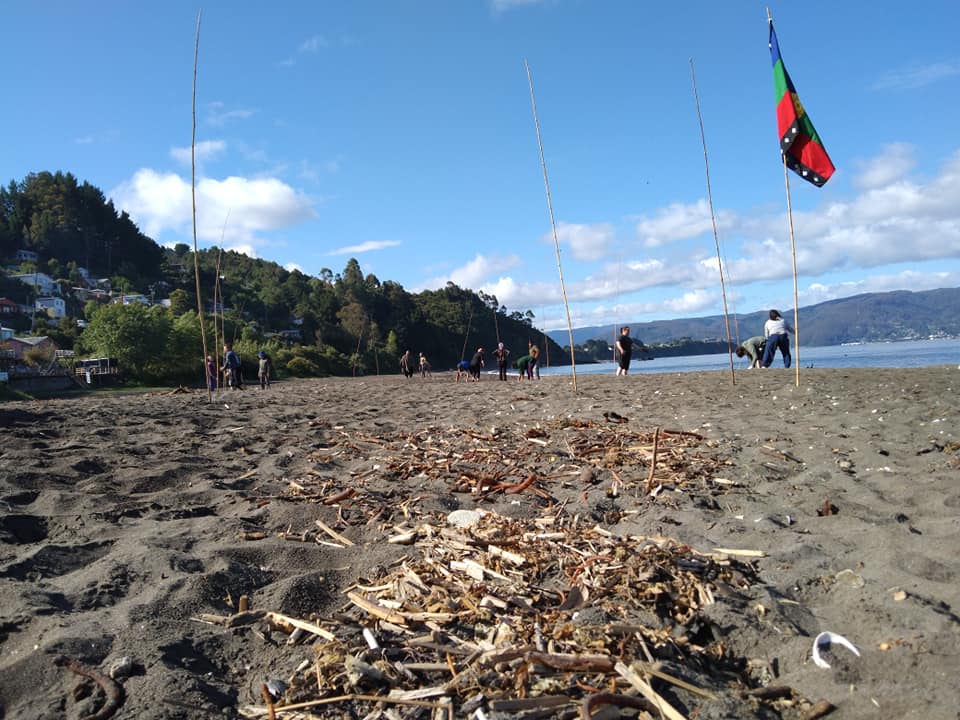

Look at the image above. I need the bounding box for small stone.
[108,656,134,680]
[834,569,864,588]
[447,509,483,528]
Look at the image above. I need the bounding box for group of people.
[205,343,274,391]
[399,350,432,379]
[401,340,544,383]
[735,310,794,368]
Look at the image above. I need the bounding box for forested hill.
[552,287,960,348]
[1,171,560,381]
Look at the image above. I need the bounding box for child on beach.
[257,350,273,389]
[419,353,431,378]
[206,356,217,391]
[455,359,471,382]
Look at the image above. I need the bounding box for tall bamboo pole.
[213,247,224,388]
[690,59,736,386]
[190,10,211,401]
[782,155,801,387]
[525,59,577,393]
[460,303,475,362]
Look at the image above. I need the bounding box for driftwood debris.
[219,418,817,718]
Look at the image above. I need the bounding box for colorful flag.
[769,20,835,186]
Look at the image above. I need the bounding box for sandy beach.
[1,366,958,719]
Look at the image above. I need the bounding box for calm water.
[533,338,960,377]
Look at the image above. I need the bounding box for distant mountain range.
[548,288,960,348]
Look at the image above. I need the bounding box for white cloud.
[852,143,917,190]
[418,254,522,293]
[494,147,960,320]
[635,199,735,247]
[170,139,226,165]
[299,34,328,53]
[110,169,315,251]
[206,103,256,126]
[328,240,401,255]
[657,148,960,291]
[285,262,303,273]
[540,289,719,331]
[801,269,960,306]
[874,61,960,90]
[491,0,546,12]
[548,221,615,261]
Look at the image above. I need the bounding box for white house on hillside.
[11,272,58,296]
[36,297,67,319]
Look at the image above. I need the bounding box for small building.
[4,335,58,360]
[0,298,19,315]
[36,296,67,319]
[0,326,14,341]
[119,294,150,306]
[11,272,58,296]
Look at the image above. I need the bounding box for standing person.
[419,352,431,378]
[615,326,633,376]
[761,310,794,368]
[493,342,510,381]
[257,350,273,389]
[469,347,485,381]
[205,355,217,392]
[528,342,540,380]
[735,336,766,369]
[222,343,243,389]
[399,350,415,378]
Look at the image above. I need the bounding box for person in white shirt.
[761,310,794,368]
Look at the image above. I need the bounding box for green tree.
[168,288,192,316]
[77,303,171,380]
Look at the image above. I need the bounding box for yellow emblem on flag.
[790,92,806,119]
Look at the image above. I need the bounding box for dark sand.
[1,367,958,719]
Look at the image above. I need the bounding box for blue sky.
[4,1,960,331]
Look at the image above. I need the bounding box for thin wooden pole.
[190,10,211,401]
[525,59,577,393]
[213,247,224,388]
[690,59,735,387]
[541,308,550,367]
[782,154,801,387]
[460,303,475,362]
[352,315,366,377]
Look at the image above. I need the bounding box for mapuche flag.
[769,20,835,186]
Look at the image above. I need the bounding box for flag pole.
[782,154,801,387]
[525,59,577,393]
[689,59,736,386]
